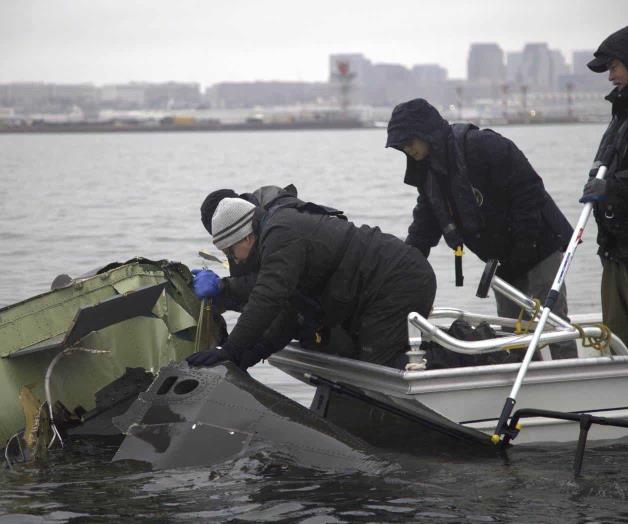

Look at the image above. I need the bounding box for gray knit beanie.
[211,197,256,250]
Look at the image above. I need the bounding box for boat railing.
[410,275,628,357]
[410,312,628,356]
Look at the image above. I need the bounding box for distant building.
[328,54,372,83]
[0,82,97,113]
[365,63,415,106]
[467,43,504,83]
[0,83,52,111]
[205,81,329,109]
[506,51,524,84]
[100,84,146,108]
[550,49,569,88]
[560,50,609,92]
[520,43,552,89]
[329,54,373,105]
[573,50,595,75]
[412,64,447,85]
[144,83,201,109]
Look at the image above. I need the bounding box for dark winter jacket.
[223,207,434,356]
[222,184,345,298]
[592,87,628,262]
[217,185,346,352]
[386,98,573,279]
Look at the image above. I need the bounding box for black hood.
[386,98,452,187]
[386,98,450,153]
[588,26,628,73]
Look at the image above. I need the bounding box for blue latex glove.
[191,268,222,299]
[579,178,607,203]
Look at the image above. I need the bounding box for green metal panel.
[0,259,203,445]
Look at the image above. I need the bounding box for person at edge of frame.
[185,196,436,372]
[385,97,577,359]
[579,26,628,346]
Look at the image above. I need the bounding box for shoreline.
[0,120,373,134]
[0,117,608,135]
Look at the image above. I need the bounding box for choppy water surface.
[1,125,627,522]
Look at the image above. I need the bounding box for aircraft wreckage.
[3,257,628,475]
[0,257,404,472]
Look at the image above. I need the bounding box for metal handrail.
[425,275,628,356]
[408,312,628,356]
[430,308,549,331]
[429,275,573,331]
[491,276,572,330]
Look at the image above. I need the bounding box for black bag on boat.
[424,319,524,369]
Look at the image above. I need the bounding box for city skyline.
[0,0,623,87]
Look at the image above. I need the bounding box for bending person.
[187,196,436,371]
[194,184,354,355]
[386,98,576,359]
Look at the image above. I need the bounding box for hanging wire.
[4,431,25,470]
[45,346,110,449]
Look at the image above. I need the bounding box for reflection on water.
[2,125,627,522]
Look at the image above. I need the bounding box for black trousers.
[356,249,436,365]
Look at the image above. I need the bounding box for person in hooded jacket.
[579,26,628,345]
[186,196,437,371]
[386,98,576,359]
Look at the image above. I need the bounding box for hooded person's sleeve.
[607,169,628,202]
[224,223,306,352]
[480,131,547,245]
[406,193,442,258]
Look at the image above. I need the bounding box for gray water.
[1,125,627,523]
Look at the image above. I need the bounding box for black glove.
[186,346,235,367]
[579,178,607,203]
[186,338,276,371]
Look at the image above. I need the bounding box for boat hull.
[270,346,628,445]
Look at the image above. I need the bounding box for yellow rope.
[514,298,542,335]
[572,323,611,352]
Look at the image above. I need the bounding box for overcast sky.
[0,0,623,88]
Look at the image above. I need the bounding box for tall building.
[412,64,447,84]
[550,50,569,88]
[328,54,372,105]
[520,43,552,89]
[558,50,609,92]
[506,51,524,84]
[467,43,504,83]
